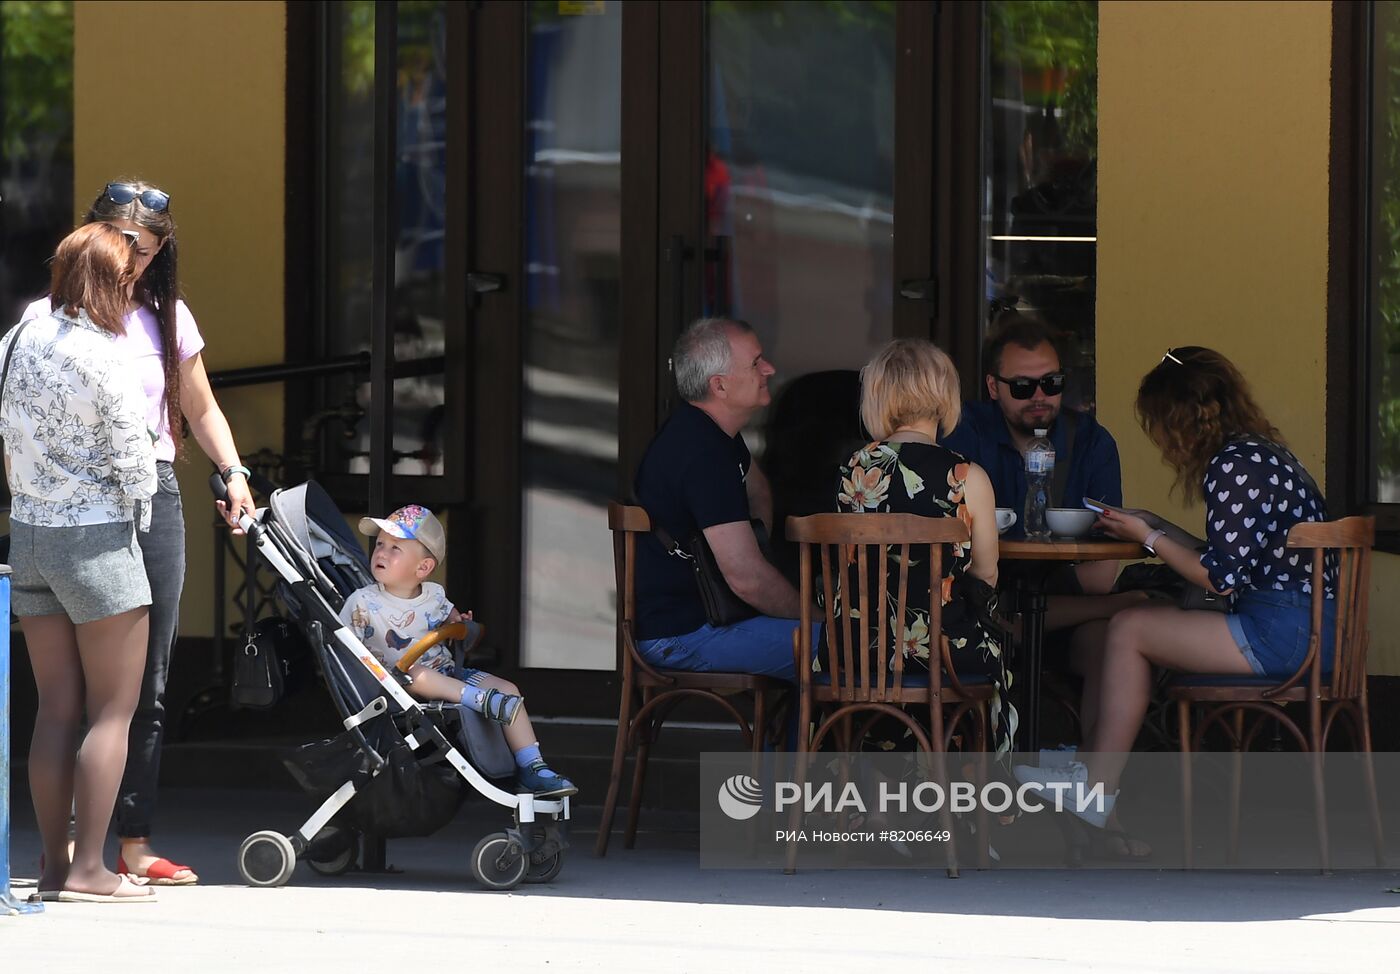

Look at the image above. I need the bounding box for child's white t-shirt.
[339,582,456,671]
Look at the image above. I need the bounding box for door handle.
[899,277,937,302]
[663,235,695,414]
[466,272,505,294]
[703,235,731,318]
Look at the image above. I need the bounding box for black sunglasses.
[103,182,170,212]
[995,372,1066,400]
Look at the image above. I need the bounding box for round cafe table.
[998,538,1146,753]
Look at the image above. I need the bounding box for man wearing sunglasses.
[942,312,1129,604]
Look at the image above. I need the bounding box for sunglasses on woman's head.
[995,372,1066,400]
[103,182,170,212]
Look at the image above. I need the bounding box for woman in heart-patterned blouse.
[1200,438,1331,598]
[1012,347,1336,855]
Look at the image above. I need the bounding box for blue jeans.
[638,617,820,683]
[1225,588,1337,677]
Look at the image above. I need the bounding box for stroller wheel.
[470,832,527,890]
[306,825,357,876]
[239,830,298,887]
[524,848,564,884]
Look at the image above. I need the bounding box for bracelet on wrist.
[1142,528,1166,556]
[220,463,252,484]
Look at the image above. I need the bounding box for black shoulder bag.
[649,517,770,628]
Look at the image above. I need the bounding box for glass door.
[518,2,623,669]
[465,3,957,701]
[653,1,925,577]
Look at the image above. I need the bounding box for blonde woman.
[836,338,1015,755]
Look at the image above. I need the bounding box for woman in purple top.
[1013,347,1334,857]
[23,180,254,885]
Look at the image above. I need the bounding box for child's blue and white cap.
[359,504,447,563]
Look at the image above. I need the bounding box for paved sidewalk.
[3,786,1398,972]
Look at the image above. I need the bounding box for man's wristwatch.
[1142,528,1166,556]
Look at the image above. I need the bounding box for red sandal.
[117,855,199,886]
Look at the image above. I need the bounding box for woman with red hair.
[2,223,159,902]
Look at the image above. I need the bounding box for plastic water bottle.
[1023,428,1054,541]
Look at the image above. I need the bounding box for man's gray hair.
[672,317,750,403]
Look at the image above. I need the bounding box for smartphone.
[1082,496,1121,515]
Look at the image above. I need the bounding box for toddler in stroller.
[340,504,576,798]
[217,478,570,891]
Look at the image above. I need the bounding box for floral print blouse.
[0,309,157,529]
[837,440,1016,756]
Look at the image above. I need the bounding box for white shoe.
[1038,744,1079,771]
[1012,761,1117,828]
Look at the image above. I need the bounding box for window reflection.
[706,0,894,445]
[983,1,1098,410]
[520,2,622,669]
[0,1,74,324]
[318,1,447,477]
[1371,2,1400,502]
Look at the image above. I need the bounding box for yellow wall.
[1098,0,1398,674]
[74,0,286,638]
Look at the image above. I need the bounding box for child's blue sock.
[514,743,560,778]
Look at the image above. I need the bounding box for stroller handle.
[394,623,469,673]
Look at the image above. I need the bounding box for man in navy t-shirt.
[633,317,817,682]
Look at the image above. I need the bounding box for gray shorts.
[9,519,152,624]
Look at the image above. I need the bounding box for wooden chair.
[1170,516,1384,869]
[784,513,997,877]
[595,503,785,856]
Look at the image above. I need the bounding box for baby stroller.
[213,476,570,891]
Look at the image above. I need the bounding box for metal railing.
[185,355,372,737]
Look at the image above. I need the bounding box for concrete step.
[157,716,750,813]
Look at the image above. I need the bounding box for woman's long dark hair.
[85,179,183,454]
[1135,346,1280,503]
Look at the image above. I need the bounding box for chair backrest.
[1285,516,1374,700]
[608,502,653,678]
[786,512,971,702]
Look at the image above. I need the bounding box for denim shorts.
[1225,588,1336,677]
[9,518,152,624]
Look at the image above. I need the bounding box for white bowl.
[1046,507,1097,538]
[995,508,1017,534]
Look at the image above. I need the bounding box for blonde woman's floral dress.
[836,440,1016,757]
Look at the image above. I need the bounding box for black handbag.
[949,572,1014,636]
[652,518,769,628]
[232,616,306,709]
[1114,562,1230,613]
